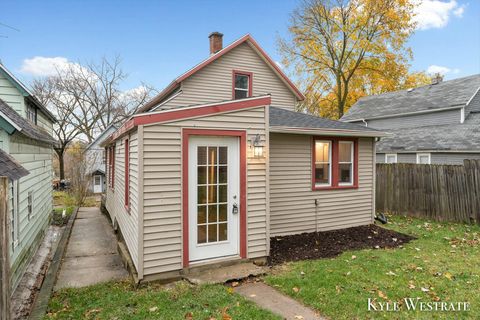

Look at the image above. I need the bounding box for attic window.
[233,71,252,99]
[26,104,37,124]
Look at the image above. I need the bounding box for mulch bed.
[268,223,415,265]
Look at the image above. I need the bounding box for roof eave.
[269,126,387,137]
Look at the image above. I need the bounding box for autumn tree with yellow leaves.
[280,0,430,119]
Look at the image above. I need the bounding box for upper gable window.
[233,71,252,100]
[26,104,37,124]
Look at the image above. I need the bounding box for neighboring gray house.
[0,63,57,290]
[341,74,480,165]
[85,124,117,194]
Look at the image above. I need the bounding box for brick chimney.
[209,32,223,55]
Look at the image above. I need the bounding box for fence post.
[0,177,10,320]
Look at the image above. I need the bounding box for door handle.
[232,203,239,214]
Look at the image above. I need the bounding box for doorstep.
[183,261,268,285]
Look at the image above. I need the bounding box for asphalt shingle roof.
[0,99,57,144]
[269,106,380,133]
[377,113,480,152]
[342,74,480,121]
[0,149,29,180]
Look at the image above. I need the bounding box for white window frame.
[234,73,250,99]
[10,180,19,249]
[338,141,354,186]
[314,140,332,187]
[27,190,34,220]
[385,153,398,164]
[416,153,431,164]
[26,104,37,124]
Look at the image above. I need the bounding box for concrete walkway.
[235,282,324,320]
[54,207,128,290]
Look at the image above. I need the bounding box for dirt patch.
[268,223,415,265]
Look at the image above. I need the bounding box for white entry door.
[93,175,102,193]
[188,136,240,262]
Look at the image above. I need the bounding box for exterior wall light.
[251,134,264,158]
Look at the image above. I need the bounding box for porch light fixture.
[251,134,264,158]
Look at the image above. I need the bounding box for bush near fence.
[376,160,480,223]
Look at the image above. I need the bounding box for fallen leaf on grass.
[149,306,158,312]
[292,287,300,293]
[351,255,357,260]
[386,271,397,276]
[408,281,416,289]
[421,287,430,292]
[444,272,454,280]
[222,307,232,320]
[378,290,388,300]
[231,281,239,287]
[185,312,193,320]
[227,287,234,294]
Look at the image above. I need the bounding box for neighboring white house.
[85,124,117,194]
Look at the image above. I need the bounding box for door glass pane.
[198,225,207,244]
[208,185,217,203]
[198,186,207,204]
[198,205,206,224]
[208,205,218,223]
[198,147,207,165]
[208,147,217,165]
[198,166,207,185]
[219,204,227,222]
[219,147,227,164]
[207,166,217,185]
[219,166,227,183]
[219,184,227,203]
[219,223,227,241]
[208,224,218,242]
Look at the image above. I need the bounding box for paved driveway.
[55,207,128,290]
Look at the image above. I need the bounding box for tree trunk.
[0,177,11,320]
[55,148,66,180]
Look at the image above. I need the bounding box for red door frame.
[182,128,247,267]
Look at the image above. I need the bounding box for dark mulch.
[268,223,415,265]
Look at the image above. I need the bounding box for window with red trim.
[312,138,358,190]
[232,71,252,99]
[124,139,130,209]
[112,146,116,189]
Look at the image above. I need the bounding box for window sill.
[312,185,358,191]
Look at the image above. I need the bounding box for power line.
[0,22,20,32]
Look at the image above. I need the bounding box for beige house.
[103,33,384,281]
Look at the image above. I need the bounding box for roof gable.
[0,64,56,123]
[342,74,480,121]
[138,34,304,113]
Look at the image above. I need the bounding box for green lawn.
[265,215,480,319]
[44,280,280,320]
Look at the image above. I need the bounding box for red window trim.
[181,129,247,268]
[311,137,359,191]
[124,138,130,210]
[112,145,116,190]
[232,70,253,99]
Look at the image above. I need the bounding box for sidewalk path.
[235,282,325,320]
[54,207,128,290]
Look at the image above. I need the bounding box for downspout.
[361,119,368,127]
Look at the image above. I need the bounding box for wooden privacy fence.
[376,160,480,223]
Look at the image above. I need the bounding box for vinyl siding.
[155,43,297,111]
[466,90,480,114]
[8,133,53,290]
[105,131,140,270]
[0,73,25,114]
[141,106,268,276]
[36,110,53,134]
[269,133,375,236]
[351,109,461,130]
